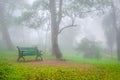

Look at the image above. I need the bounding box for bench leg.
[36,55,43,61]
[35,55,39,61]
[17,56,20,61]
[39,56,43,61]
[17,56,25,62]
[22,56,25,61]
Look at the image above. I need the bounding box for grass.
[0,50,120,80]
[0,61,120,80]
[0,50,17,62]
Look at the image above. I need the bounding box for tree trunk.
[111,1,120,61]
[0,2,14,50]
[51,30,62,59]
[116,30,120,61]
[49,0,62,59]
[0,25,14,50]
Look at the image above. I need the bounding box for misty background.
[0,0,120,61]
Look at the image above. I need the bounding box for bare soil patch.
[30,59,94,69]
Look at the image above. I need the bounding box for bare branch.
[59,25,77,34]
[80,9,103,14]
[58,11,78,34]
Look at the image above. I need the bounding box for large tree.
[100,0,120,61]
[0,0,26,50]
[48,0,111,59]
[111,0,120,61]
[102,11,116,57]
[0,0,14,50]
[49,0,63,59]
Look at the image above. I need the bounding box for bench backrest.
[17,47,39,56]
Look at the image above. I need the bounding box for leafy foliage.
[76,38,102,59]
[15,0,50,30]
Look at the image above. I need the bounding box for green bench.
[17,46,43,61]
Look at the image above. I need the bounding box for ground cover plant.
[0,50,120,80]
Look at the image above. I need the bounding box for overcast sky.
[26,0,34,5]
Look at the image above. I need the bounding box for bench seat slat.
[17,47,39,55]
[17,46,43,61]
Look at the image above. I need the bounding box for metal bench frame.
[17,46,43,61]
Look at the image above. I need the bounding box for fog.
[0,0,120,61]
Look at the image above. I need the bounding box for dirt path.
[31,59,74,66]
[30,59,94,69]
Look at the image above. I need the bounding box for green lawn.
[0,50,120,80]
